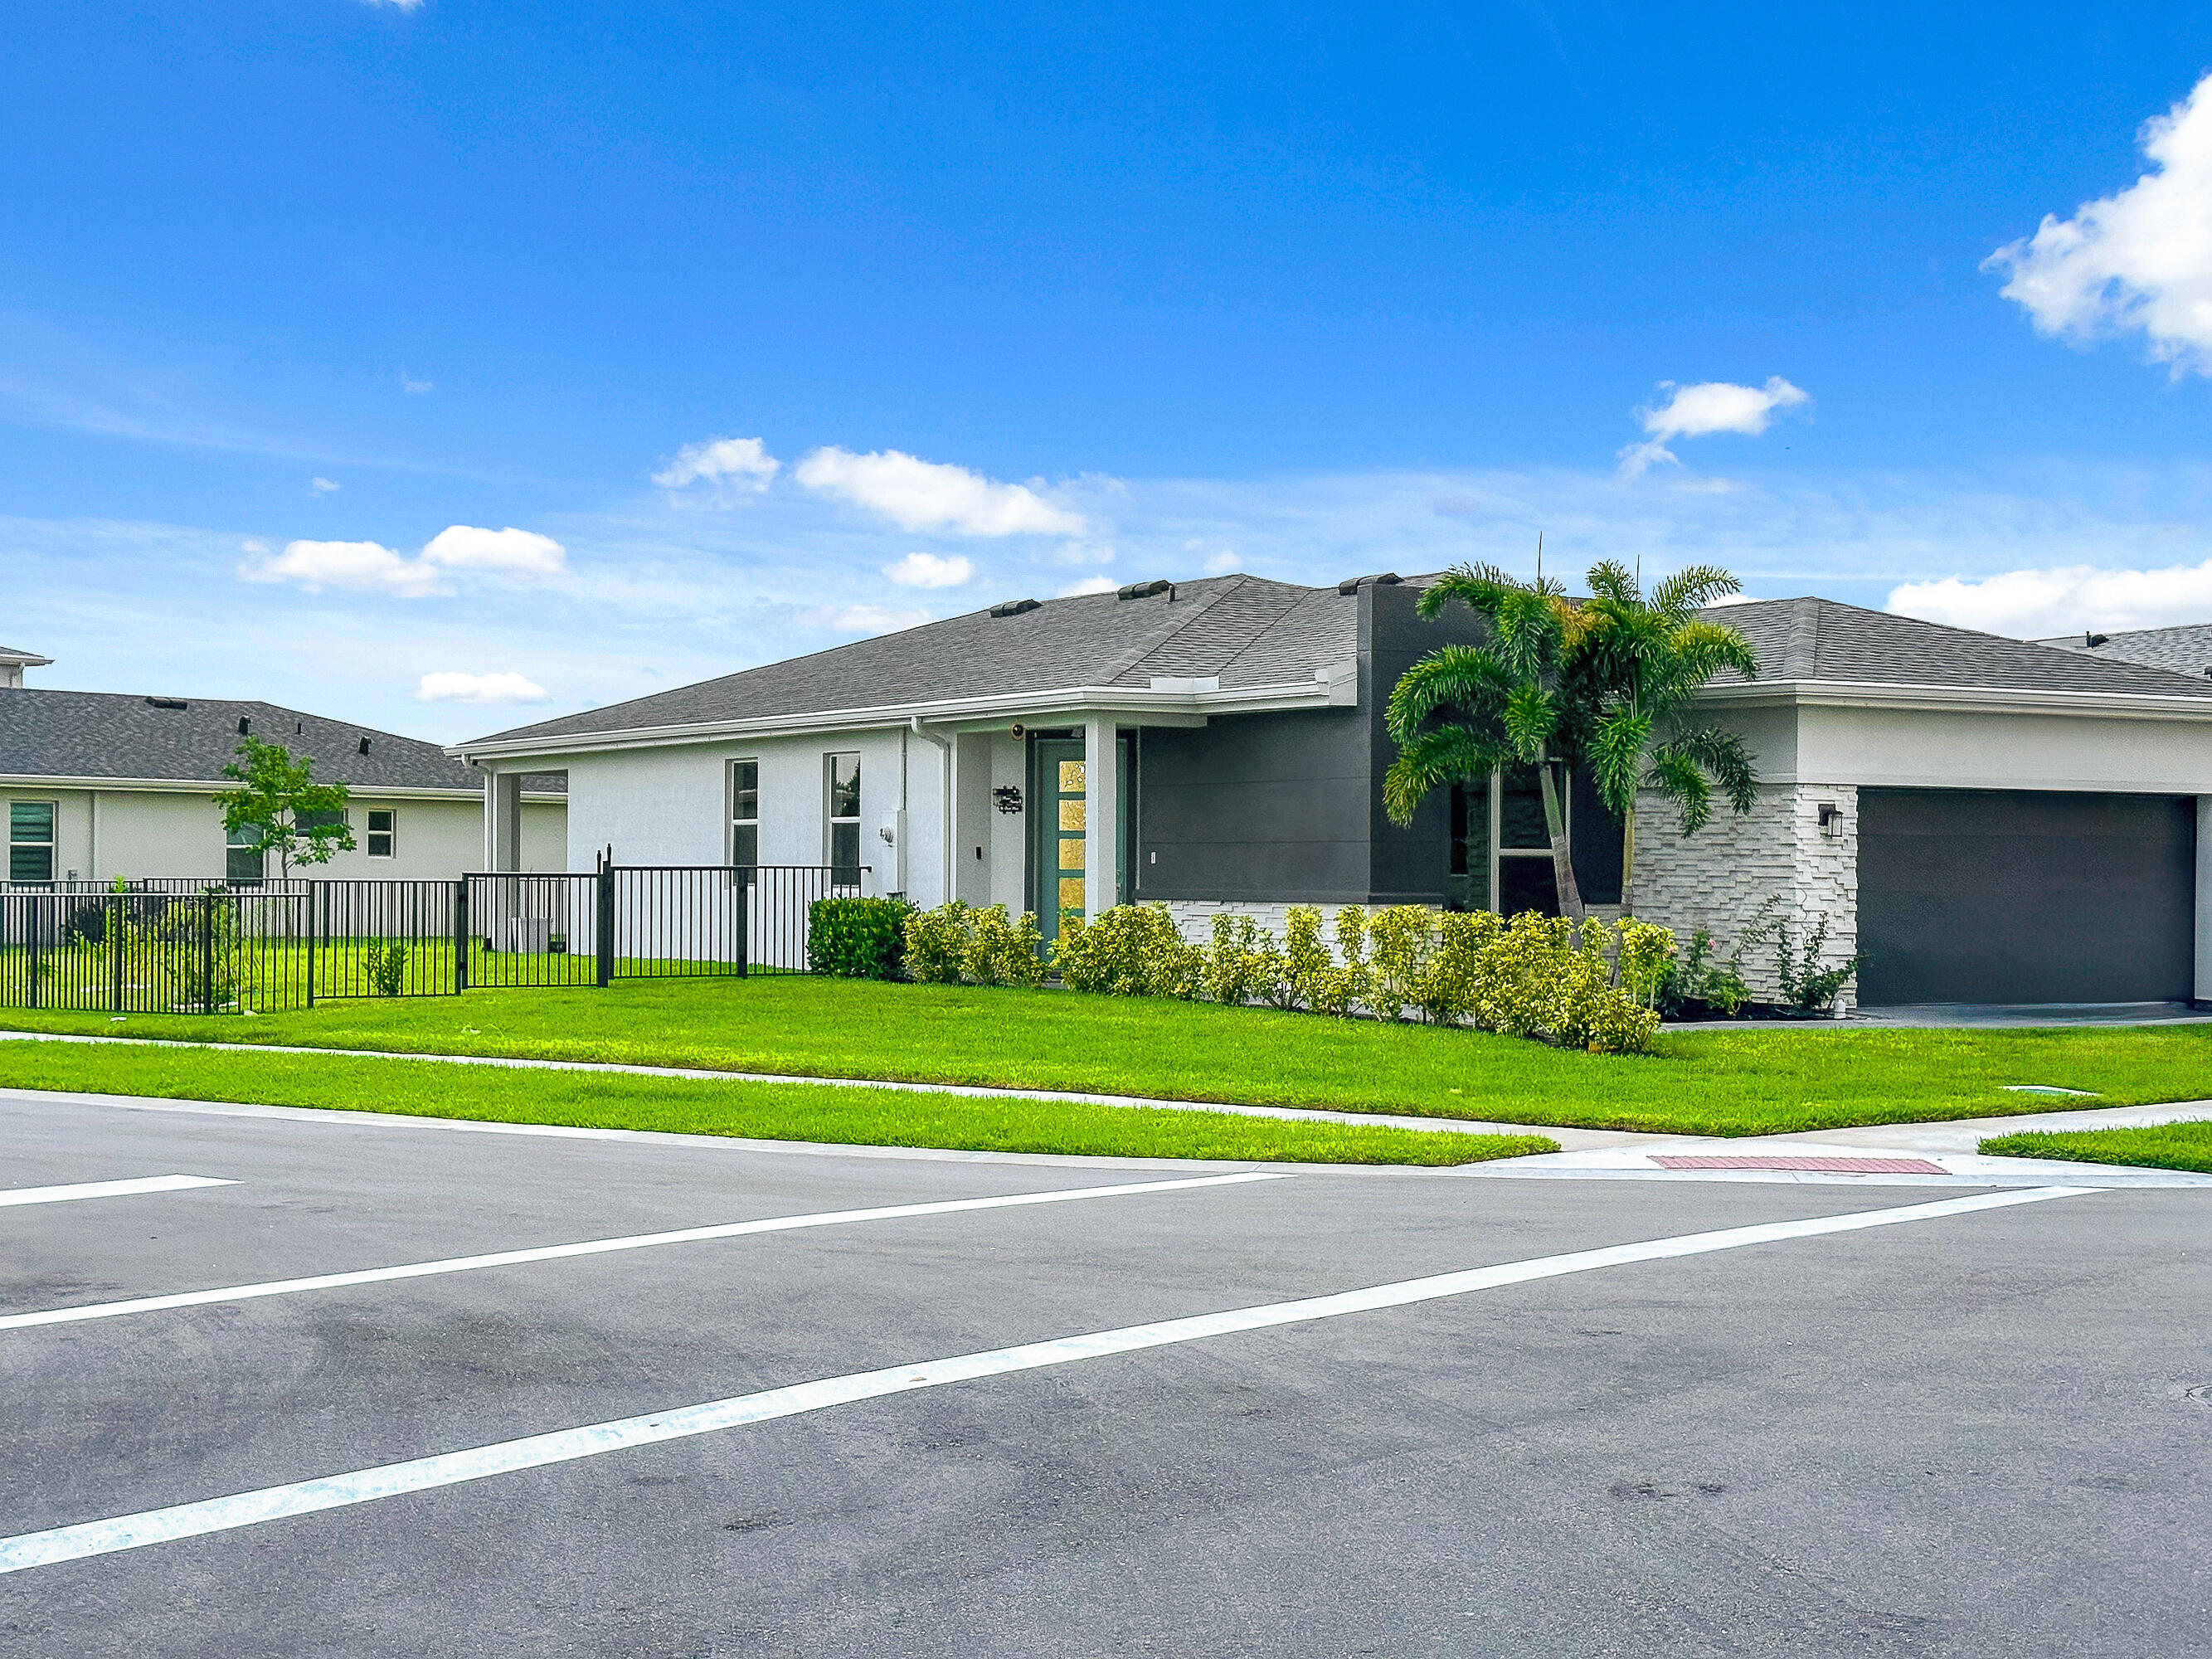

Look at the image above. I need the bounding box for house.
[0,649,566,887]
[447,576,2212,1012]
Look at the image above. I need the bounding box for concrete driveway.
[2,1088,2207,1657]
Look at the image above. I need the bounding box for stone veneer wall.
[1630,782,1860,1013]
[1158,898,1301,943]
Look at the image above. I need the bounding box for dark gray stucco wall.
[1135,580,1495,906]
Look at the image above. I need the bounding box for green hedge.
[806,897,916,979]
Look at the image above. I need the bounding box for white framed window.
[367,808,396,859]
[825,752,861,881]
[730,760,759,868]
[9,800,56,884]
[225,820,265,885]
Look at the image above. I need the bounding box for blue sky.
[8,2,2212,737]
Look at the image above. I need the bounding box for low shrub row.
[807,895,1675,1053]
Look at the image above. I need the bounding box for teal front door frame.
[1028,734,1133,945]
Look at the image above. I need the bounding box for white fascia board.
[0,774,500,801]
[446,677,1344,764]
[1697,679,2212,724]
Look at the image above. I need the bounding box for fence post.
[110,896,124,1012]
[27,899,42,1011]
[595,863,615,987]
[453,879,469,994]
[201,891,216,1015]
[306,885,318,1007]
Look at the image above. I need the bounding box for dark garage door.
[1858,788,2195,1005]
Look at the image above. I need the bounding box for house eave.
[1696,679,2212,722]
[447,673,1354,765]
[0,773,564,803]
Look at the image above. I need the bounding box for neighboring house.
[2034,623,2212,679]
[449,575,2212,1011]
[0,651,566,887]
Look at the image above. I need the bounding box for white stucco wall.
[554,730,950,902]
[0,785,562,883]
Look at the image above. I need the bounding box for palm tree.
[1568,562,1761,918]
[1383,564,1588,921]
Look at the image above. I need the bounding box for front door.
[1030,736,1133,945]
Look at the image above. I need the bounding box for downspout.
[909,716,953,907]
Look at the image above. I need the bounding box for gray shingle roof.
[474,573,1361,743]
[1711,598,2212,698]
[2031,622,2212,679]
[0,690,561,791]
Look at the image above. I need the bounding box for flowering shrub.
[1033,899,1662,1054]
[965,904,1046,988]
[1054,902,1194,995]
[902,901,974,984]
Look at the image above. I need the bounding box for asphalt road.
[0,1091,2206,1658]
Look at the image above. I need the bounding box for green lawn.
[1979,1119,2212,1175]
[0,1039,1545,1166]
[6,975,2210,1136]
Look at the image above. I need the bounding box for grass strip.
[0,1040,1551,1166]
[5,977,2210,1135]
[1978,1120,2212,1175]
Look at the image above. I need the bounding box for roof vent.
[357,736,372,755]
[1337,572,1403,596]
[145,696,187,711]
[2085,631,2109,648]
[236,717,250,736]
[989,598,1041,618]
[1116,579,1172,601]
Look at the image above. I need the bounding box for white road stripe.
[0,1175,233,1210]
[0,1184,2088,1575]
[0,1171,1290,1333]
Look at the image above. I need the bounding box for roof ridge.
[1094,575,1252,684]
[1208,582,1338,682]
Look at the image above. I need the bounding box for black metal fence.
[0,864,868,1014]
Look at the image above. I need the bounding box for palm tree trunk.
[1537,758,1586,922]
[1617,797,1638,921]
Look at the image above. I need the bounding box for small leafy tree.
[214,737,355,879]
[1383,564,1589,920]
[1568,563,1761,919]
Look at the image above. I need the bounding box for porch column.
[1084,714,1120,918]
[484,771,523,872]
[2197,798,2212,1006]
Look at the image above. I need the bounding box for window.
[730,761,759,868]
[1446,780,1490,912]
[9,801,55,884]
[367,808,396,859]
[226,821,265,885]
[826,752,861,883]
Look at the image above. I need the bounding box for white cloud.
[415,670,548,704]
[1618,377,1810,477]
[798,603,933,634]
[401,374,433,394]
[794,446,1087,536]
[653,435,780,494]
[1057,574,1118,596]
[363,0,424,12]
[883,551,974,588]
[421,524,566,575]
[1987,74,2212,374]
[308,476,340,496]
[1202,550,1242,574]
[1888,558,2212,639]
[241,539,447,598]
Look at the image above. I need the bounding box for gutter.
[0,774,566,803]
[1695,679,2212,723]
[444,665,1359,766]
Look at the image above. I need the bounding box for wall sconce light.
[993,786,1024,815]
